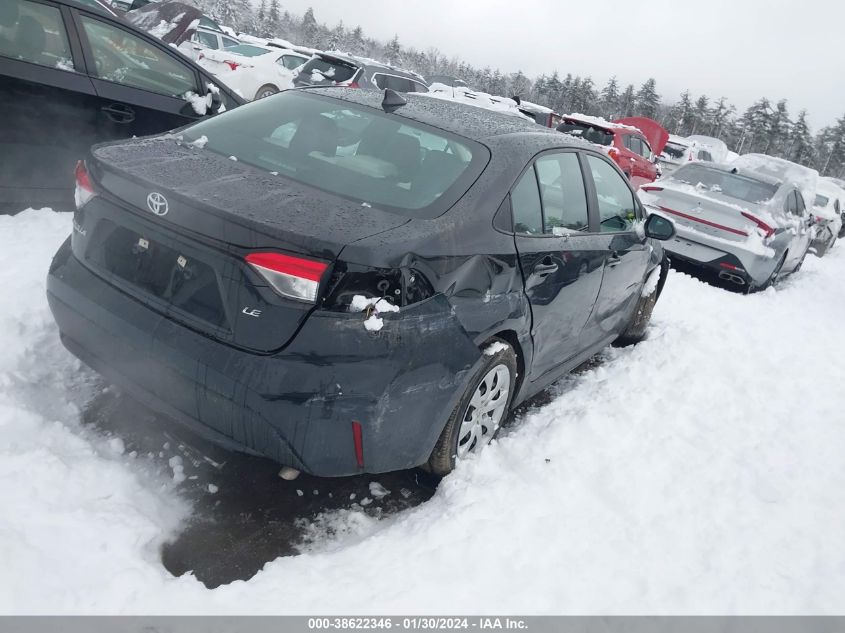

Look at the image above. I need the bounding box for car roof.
[305,88,591,150]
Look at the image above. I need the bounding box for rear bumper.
[47,238,481,476]
[659,222,778,287]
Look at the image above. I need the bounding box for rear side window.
[194,30,218,49]
[511,169,543,235]
[80,16,197,97]
[586,155,637,232]
[0,0,75,71]
[278,54,305,70]
[221,36,239,48]
[698,150,713,162]
[181,90,487,216]
[535,153,589,232]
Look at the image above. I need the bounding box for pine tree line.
[188,1,845,178]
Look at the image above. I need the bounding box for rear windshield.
[670,164,778,204]
[223,44,270,57]
[557,122,613,146]
[815,194,829,207]
[181,91,487,216]
[662,142,688,160]
[298,57,358,84]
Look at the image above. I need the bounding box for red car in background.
[557,115,668,188]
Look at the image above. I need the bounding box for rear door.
[512,151,606,381]
[582,153,651,339]
[0,0,97,209]
[618,133,640,181]
[70,9,220,140]
[785,190,812,270]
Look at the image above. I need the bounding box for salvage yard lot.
[1,208,843,613]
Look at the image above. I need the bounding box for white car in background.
[180,27,241,61]
[810,178,844,256]
[197,43,297,101]
[658,135,698,176]
[687,135,730,163]
[640,158,814,291]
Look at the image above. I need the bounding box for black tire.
[427,339,518,476]
[254,84,279,100]
[613,258,668,347]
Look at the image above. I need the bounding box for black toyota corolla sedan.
[47,88,675,477]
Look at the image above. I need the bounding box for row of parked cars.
[3,0,842,482]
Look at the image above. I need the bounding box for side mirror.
[644,213,676,241]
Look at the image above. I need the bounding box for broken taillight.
[245,252,329,303]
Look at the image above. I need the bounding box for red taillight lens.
[741,211,775,239]
[224,60,240,70]
[245,252,328,303]
[640,186,664,193]
[348,81,360,89]
[197,52,204,60]
[74,160,96,209]
[608,147,620,160]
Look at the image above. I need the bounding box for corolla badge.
[146,192,169,216]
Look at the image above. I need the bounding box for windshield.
[223,44,271,58]
[662,141,688,160]
[557,122,613,146]
[181,91,487,215]
[670,164,778,204]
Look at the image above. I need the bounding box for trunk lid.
[641,184,763,243]
[80,137,409,352]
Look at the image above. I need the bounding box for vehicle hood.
[125,1,202,45]
[614,117,669,155]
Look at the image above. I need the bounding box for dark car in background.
[0,0,243,211]
[293,51,428,93]
[47,88,674,479]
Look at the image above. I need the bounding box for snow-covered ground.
[2,209,844,614]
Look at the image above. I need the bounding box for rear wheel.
[427,340,517,476]
[614,258,668,347]
[254,84,279,100]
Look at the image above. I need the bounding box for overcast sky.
[274,0,845,130]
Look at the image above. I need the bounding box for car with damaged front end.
[47,87,674,478]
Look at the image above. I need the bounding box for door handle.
[533,261,559,276]
[101,103,135,124]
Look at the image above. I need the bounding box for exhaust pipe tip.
[718,271,746,285]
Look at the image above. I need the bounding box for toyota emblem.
[146,192,169,216]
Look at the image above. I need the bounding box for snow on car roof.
[307,88,562,143]
[666,134,693,147]
[424,85,531,120]
[517,100,554,115]
[561,113,641,133]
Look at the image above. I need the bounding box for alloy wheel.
[456,364,511,459]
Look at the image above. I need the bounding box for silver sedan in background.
[639,160,814,291]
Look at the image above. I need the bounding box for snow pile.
[182,91,212,116]
[350,295,400,332]
[2,210,845,613]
